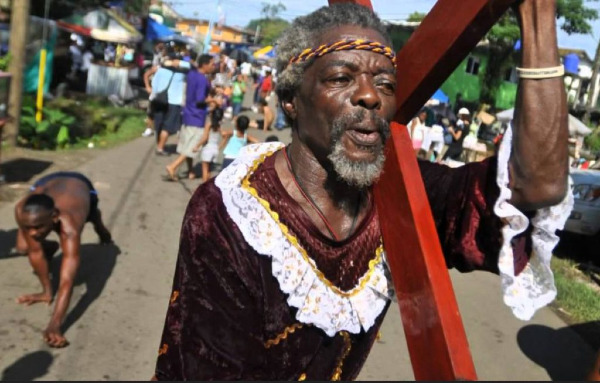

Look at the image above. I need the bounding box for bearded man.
[154,1,571,380]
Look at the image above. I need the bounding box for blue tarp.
[431,89,449,104]
[146,18,174,41]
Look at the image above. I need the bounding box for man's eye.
[328,76,350,84]
[377,81,396,93]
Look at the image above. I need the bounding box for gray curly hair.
[275,3,391,119]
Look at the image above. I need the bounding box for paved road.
[0,126,596,380]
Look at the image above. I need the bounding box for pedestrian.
[231,74,246,117]
[153,2,571,380]
[151,54,190,155]
[68,37,82,83]
[220,115,260,169]
[443,112,468,161]
[194,108,224,182]
[251,98,274,131]
[274,103,287,130]
[165,54,215,181]
[408,108,427,154]
[78,42,94,92]
[14,172,112,348]
[259,70,273,100]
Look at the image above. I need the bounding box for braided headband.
[288,39,396,68]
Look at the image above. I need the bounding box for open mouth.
[345,129,381,147]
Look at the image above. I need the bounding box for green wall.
[440,53,517,111]
[387,25,518,111]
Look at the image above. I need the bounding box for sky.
[171,0,600,58]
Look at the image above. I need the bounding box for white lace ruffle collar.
[215,143,392,337]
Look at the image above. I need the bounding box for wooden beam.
[376,0,516,379]
[375,122,478,380]
[394,0,515,124]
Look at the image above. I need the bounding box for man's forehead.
[315,25,387,46]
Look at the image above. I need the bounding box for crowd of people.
[141,43,281,181]
[406,105,502,165]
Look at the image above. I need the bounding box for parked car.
[564,168,600,237]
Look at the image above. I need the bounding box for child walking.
[193,108,224,182]
[221,115,259,169]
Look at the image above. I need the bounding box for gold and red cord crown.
[288,39,396,68]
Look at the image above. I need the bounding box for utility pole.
[583,38,600,124]
[5,0,30,148]
[254,25,260,44]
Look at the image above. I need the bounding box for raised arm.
[509,0,569,211]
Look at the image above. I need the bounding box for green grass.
[70,112,146,150]
[552,257,600,323]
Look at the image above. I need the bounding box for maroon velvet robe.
[154,150,529,380]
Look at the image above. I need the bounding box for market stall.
[56,8,142,99]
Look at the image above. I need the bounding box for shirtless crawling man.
[14,171,112,347]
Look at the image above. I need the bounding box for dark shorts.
[153,104,181,136]
[31,171,99,222]
[222,158,235,169]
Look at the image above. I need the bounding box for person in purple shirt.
[166,54,216,181]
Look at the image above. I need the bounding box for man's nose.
[350,76,381,110]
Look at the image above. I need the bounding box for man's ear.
[282,98,297,121]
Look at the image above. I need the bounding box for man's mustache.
[332,109,390,141]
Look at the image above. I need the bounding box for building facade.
[175,19,253,52]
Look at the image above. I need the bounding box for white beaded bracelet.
[516,65,565,79]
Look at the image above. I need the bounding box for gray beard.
[327,110,390,189]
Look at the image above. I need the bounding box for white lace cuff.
[494,124,574,320]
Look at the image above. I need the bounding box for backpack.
[152,72,174,107]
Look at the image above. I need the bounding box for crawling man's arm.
[45,215,82,348]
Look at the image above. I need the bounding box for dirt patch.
[0,146,100,210]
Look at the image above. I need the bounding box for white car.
[564,168,600,236]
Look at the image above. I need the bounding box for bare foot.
[16,292,52,306]
[43,324,69,348]
[165,166,178,182]
[188,172,196,180]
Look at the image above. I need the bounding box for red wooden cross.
[328,0,516,380]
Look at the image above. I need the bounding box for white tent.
[495,108,592,136]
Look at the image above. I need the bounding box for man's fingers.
[45,333,68,348]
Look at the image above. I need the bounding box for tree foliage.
[261,1,286,20]
[480,1,598,108]
[557,0,599,35]
[246,17,290,46]
[245,2,289,46]
[407,11,426,22]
